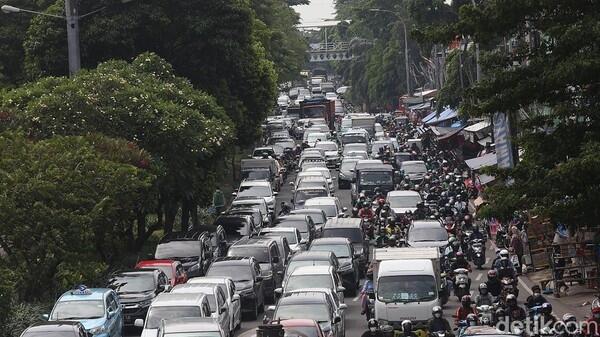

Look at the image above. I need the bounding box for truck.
[371,247,446,331]
[300,97,336,131]
[351,115,376,137]
[350,163,397,203]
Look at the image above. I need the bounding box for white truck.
[371,247,446,331]
[351,116,376,137]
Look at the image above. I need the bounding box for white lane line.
[486,257,490,264]
[353,296,360,302]
[470,290,474,296]
[476,273,482,281]
[518,277,534,296]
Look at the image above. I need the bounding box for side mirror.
[300,238,308,244]
[273,192,279,196]
[339,303,348,310]
[41,314,49,321]
[289,182,295,186]
[134,319,144,328]
[342,207,348,212]
[338,213,345,218]
[266,305,276,313]
[232,294,240,302]
[272,256,280,264]
[274,288,283,295]
[231,192,237,196]
[334,316,341,324]
[337,286,346,293]
[211,312,218,319]
[163,284,172,292]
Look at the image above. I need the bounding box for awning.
[464,120,491,133]
[477,136,493,147]
[422,111,437,123]
[424,107,457,125]
[438,127,465,141]
[451,120,465,128]
[409,102,432,110]
[478,174,496,185]
[465,153,497,170]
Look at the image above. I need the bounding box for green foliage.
[3,301,49,337]
[435,48,476,111]
[0,266,17,328]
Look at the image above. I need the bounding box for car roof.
[402,160,426,165]
[136,259,176,267]
[261,227,297,233]
[231,237,276,248]
[311,237,351,245]
[304,197,337,205]
[289,265,334,276]
[315,141,336,145]
[232,198,265,204]
[240,180,271,187]
[291,251,334,261]
[298,176,327,181]
[387,190,421,197]
[295,186,327,192]
[279,319,320,327]
[161,317,221,333]
[171,284,216,294]
[324,218,362,228]
[411,220,443,229]
[59,287,110,301]
[278,292,329,305]
[291,209,326,215]
[152,292,207,306]
[278,215,309,222]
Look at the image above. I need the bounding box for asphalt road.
[124,167,554,337]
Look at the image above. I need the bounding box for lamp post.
[369,8,411,97]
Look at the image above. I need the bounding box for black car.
[309,237,360,295]
[213,214,258,246]
[274,215,316,244]
[206,256,265,320]
[154,231,213,277]
[197,224,229,258]
[225,207,265,229]
[228,238,284,302]
[20,321,90,337]
[322,218,369,274]
[108,270,170,326]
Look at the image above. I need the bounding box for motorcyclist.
[356,194,368,209]
[451,252,471,272]
[556,313,581,337]
[413,202,428,220]
[494,249,516,279]
[485,270,502,297]
[525,285,548,309]
[360,272,375,319]
[444,237,461,259]
[361,319,385,337]
[475,283,494,307]
[456,295,478,323]
[428,306,454,337]
[585,304,600,337]
[400,320,418,337]
[505,294,527,322]
[539,302,558,328]
[359,205,375,221]
[293,144,302,156]
[278,201,292,216]
[373,187,384,202]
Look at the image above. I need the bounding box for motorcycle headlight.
[89,326,105,335]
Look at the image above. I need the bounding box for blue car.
[45,285,123,337]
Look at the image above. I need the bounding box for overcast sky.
[294,0,336,25]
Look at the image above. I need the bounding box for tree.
[21,0,275,144]
[0,53,235,239]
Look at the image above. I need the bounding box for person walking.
[510,226,524,275]
[212,187,225,215]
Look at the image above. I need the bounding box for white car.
[305,167,334,191]
[230,198,271,226]
[259,227,305,253]
[159,317,226,337]
[170,284,232,337]
[277,95,290,108]
[325,92,338,101]
[234,180,277,211]
[296,176,331,195]
[186,277,242,334]
[305,132,329,147]
[386,190,422,216]
[304,197,346,219]
[314,141,340,168]
[136,293,212,337]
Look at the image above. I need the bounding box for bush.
[4,302,50,337]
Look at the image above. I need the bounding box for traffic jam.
[22,88,575,337]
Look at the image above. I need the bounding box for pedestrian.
[510,226,524,275]
[212,187,225,215]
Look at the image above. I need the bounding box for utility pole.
[65,0,81,76]
[401,20,410,96]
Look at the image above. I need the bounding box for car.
[206,257,265,320]
[273,139,296,151]
[386,190,423,219]
[340,130,369,146]
[213,214,258,246]
[135,259,188,287]
[322,218,369,274]
[268,292,343,337]
[338,158,359,189]
[289,208,328,235]
[294,171,327,188]
[108,270,171,326]
[233,180,278,211]
[281,288,347,335]
[169,284,232,336]
[158,317,225,337]
[283,251,340,287]
[274,215,317,244]
[135,293,212,337]
[258,233,292,266]
[308,238,360,295]
[292,186,329,210]
[314,141,340,168]
[223,207,264,231]
[343,151,369,160]
[305,167,335,191]
[400,160,428,183]
[342,143,368,156]
[407,220,449,249]
[230,198,272,226]
[154,231,213,278]
[304,132,329,147]
[277,95,291,108]
[325,92,338,101]
[300,150,326,161]
[186,277,241,332]
[46,285,123,337]
[259,227,305,253]
[304,197,346,219]
[252,147,277,160]
[277,266,344,301]
[228,238,285,302]
[295,175,331,195]
[370,140,394,158]
[300,159,328,171]
[20,321,91,337]
[242,319,326,337]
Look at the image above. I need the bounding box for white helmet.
[500,249,509,260]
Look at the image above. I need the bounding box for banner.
[493,112,515,168]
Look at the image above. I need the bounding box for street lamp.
[369,8,411,97]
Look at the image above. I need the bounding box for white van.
[375,259,440,331]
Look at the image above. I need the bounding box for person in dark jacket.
[485,270,502,298]
[361,319,385,337]
[525,285,548,309]
[428,306,454,337]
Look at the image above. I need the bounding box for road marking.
[353,296,360,302]
[476,273,482,281]
[470,290,474,296]
[518,277,534,296]
[485,257,490,264]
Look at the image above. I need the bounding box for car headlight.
[89,326,105,335]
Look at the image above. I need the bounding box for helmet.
[500,249,509,260]
[479,283,488,293]
[432,306,443,317]
[563,313,576,322]
[448,237,457,244]
[374,187,381,193]
[464,214,471,222]
[496,307,506,318]
[541,302,553,315]
[487,269,498,279]
[368,319,378,329]
[461,295,472,307]
[401,320,413,332]
[506,294,517,307]
[466,313,478,326]
[456,251,465,259]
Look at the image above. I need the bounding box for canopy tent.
[409,102,432,111]
[422,110,437,123]
[464,120,491,133]
[438,127,465,141]
[477,136,493,147]
[465,152,497,170]
[424,107,457,126]
[477,174,496,185]
[450,119,465,128]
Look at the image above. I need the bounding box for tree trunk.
[181,198,191,232]
[191,199,199,229]
[164,201,178,234]
[136,211,146,250]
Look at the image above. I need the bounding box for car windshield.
[286,261,331,276]
[343,144,367,153]
[238,185,271,198]
[323,228,362,243]
[307,133,327,142]
[409,227,448,242]
[50,300,104,320]
[228,247,270,263]
[305,204,337,218]
[278,220,308,233]
[275,304,330,322]
[261,231,297,244]
[402,162,427,174]
[139,265,174,279]
[155,241,200,259]
[341,135,367,144]
[286,275,333,291]
[307,169,330,179]
[359,171,393,186]
[388,195,422,208]
[298,181,326,190]
[207,265,252,282]
[110,274,155,293]
[377,275,437,303]
[341,161,357,172]
[310,244,350,258]
[284,327,321,337]
[295,190,327,203]
[315,143,337,151]
[243,170,271,180]
[146,306,203,329]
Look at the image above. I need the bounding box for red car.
[135,259,188,286]
[279,319,327,337]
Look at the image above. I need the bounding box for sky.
[294,0,336,25]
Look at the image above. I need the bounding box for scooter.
[471,239,486,269]
[477,305,495,326]
[454,268,471,300]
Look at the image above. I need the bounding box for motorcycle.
[363,218,375,239]
[477,305,495,326]
[352,207,359,218]
[461,230,473,260]
[500,277,519,298]
[471,239,486,269]
[453,268,471,300]
[495,225,509,249]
